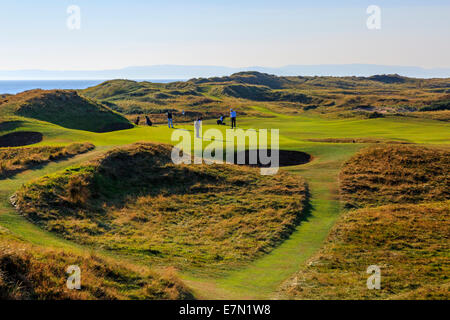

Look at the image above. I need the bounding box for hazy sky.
[1,0,449,70]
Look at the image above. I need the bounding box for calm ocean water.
[0,79,184,95]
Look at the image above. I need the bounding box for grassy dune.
[283,145,450,300]
[0,142,94,178]
[340,145,450,208]
[0,90,132,132]
[283,201,449,300]
[13,143,308,274]
[0,234,193,300]
[80,72,450,122]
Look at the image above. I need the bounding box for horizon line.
[1,63,450,73]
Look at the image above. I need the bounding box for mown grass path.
[182,143,361,299]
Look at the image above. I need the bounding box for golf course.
[0,72,449,300]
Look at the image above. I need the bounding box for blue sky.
[1,0,449,70]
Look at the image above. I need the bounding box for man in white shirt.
[195,117,202,138]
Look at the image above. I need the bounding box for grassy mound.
[13,143,308,272]
[210,84,313,103]
[283,145,449,300]
[0,142,94,178]
[340,145,450,208]
[2,89,132,132]
[307,138,410,144]
[0,236,192,300]
[284,201,449,300]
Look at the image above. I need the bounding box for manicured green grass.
[0,109,449,299]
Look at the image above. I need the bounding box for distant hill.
[367,74,408,84]
[1,64,450,80]
[79,71,450,123]
[0,89,132,132]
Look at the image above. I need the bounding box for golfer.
[167,111,174,128]
[195,117,202,138]
[230,108,237,129]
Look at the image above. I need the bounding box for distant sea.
[0,79,184,95]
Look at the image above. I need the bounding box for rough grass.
[13,143,308,273]
[79,72,450,121]
[283,201,450,300]
[0,143,95,178]
[282,145,449,300]
[0,235,193,300]
[340,145,450,208]
[307,138,410,144]
[1,89,132,132]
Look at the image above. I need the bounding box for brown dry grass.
[284,201,449,300]
[14,143,308,273]
[79,73,450,120]
[1,89,132,132]
[0,143,95,179]
[283,145,449,300]
[308,138,411,144]
[340,145,449,208]
[0,236,193,300]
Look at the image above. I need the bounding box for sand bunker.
[233,149,312,167]
[0,131,43,147]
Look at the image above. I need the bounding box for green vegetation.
[419,98,450,112]
[0,89,132,132]
[0,142,94,178]
[13,143,308,273]
[283,145,450,300]
[0,72,449,300]
[81,72,450,123]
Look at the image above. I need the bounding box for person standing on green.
[167,111,174,128]
[230,108,237,129]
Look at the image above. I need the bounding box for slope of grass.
[0,142,94,178]
[282,145,450,300]
[0,235,193,300]
[13,143,308,274]
[0,89,132,132]
[340,145,450,208]
[283,201,449,300]
[80,72,450,121]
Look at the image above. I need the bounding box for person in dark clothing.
[230,109,237,129]
[145,116,152,126]
[217,115,226,125]
[134,116,140,125]
[167,111,174,128]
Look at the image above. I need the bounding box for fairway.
[1,108,448,299]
